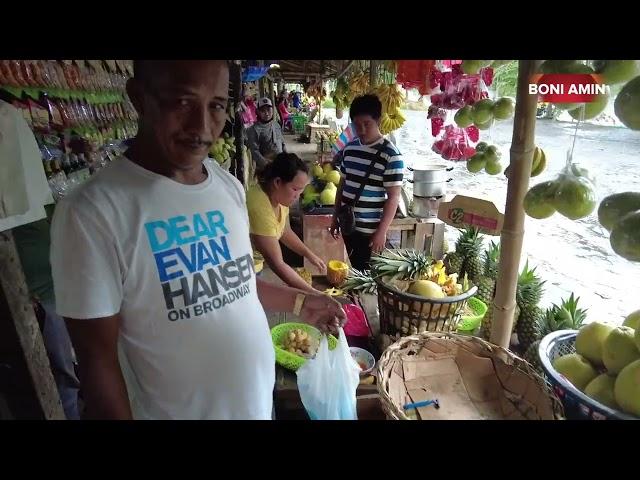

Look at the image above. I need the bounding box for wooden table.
[302,213,348,276]
[387,217,446,260]
[301,213,446,275]
[305,123,331,144]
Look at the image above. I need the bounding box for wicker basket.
[376,277,477,337]
[376,331,565,420]
[539,330,638,420]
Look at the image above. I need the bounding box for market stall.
[1,58,639,420]
[269,59,640,420]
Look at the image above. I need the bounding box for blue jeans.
[41,302,80,420]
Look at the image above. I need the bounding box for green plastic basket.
[271,322,337,371]
[457,297,488,332]
[292,115,308,134]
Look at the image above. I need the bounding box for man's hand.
[300,293,347,334]
[306,253,326,273]
[330,215,341,240]
[369,228,387,254]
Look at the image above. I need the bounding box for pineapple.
[516,305,544,352]
[457,228,484,281]
[444,251,463,275]
[480,262,542,340]
[341,268,377,294]
[481,303,520,340]
[522,293,587,373]
[370,249,433,281]
[514,262,545,347]
[523,339,543,373]
[444,227,483,278]
[515,262,545,313]
[475,242,500,304]
[484,241,500,279]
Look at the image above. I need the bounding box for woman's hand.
[306,253,326,273]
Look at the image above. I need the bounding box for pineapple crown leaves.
[342,267,377,294]
[483,241,501,277]
[370,248,433,281]
[515,261,546,308]
[454,227,484,258]
[553,293,588,329]
[537,293,588,336]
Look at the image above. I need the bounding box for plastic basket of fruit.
[538,330,638,420]
[376,331,564,420]
[376,276,477,337]
[457,297,488,332]
[271,322,338,372]
[292,115,308,134]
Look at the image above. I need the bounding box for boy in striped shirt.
[330,94,404,271]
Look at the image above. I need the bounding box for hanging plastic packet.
[524,148,597,221]
[296,328,361,420]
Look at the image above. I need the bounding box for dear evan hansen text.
[144,211,254,321]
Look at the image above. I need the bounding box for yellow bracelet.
[293,293,306,316]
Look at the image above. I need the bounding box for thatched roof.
[272,60,354,83]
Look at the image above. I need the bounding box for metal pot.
[412,196,444,218]
[409,178,452,197]
[408,164,453,183]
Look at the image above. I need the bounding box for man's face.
[257,106,273,122]
[128,60,229,170]
[352,114,381,144]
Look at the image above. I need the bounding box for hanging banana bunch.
[376,83,406,133]
[380,109,406,135]
[348,71,370,100]
[332,77,351,110]
[375,83,405,115]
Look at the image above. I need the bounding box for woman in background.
[247,152,326,292]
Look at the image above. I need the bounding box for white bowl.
[349,347,376,375]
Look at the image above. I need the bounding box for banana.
[530,147,547,177]
[504,146,547,178]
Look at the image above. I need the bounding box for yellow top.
[246,184,289,273]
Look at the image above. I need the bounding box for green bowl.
[457,297,488,332]
[271,322,338,371]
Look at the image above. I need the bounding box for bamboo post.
[231,60,244,186]
[0,230,65,419]
[258,60,266,98]
[370,60,379,88]
[490,60,542,349]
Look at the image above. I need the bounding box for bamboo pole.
[258,60,266,98]
[370,60,378,88]
[490,60,542,349]
[0,230,65,419]
[231,60,244,186]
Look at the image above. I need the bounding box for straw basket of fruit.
[376,331,565,420]
[342,249,478,338]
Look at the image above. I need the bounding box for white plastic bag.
[296,328,361,420]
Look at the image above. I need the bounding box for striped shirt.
[338,137,404,234]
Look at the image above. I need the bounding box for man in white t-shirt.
[50,60,346,420]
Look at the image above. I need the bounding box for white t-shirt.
[50,156,275,420]
[0,100,54,231]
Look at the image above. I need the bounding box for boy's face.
[352,114,381,144]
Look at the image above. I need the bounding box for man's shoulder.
[53,159,132,221]
[381,139,402,157]
[205,160,246,206]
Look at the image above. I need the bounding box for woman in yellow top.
[247,152,326,292]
